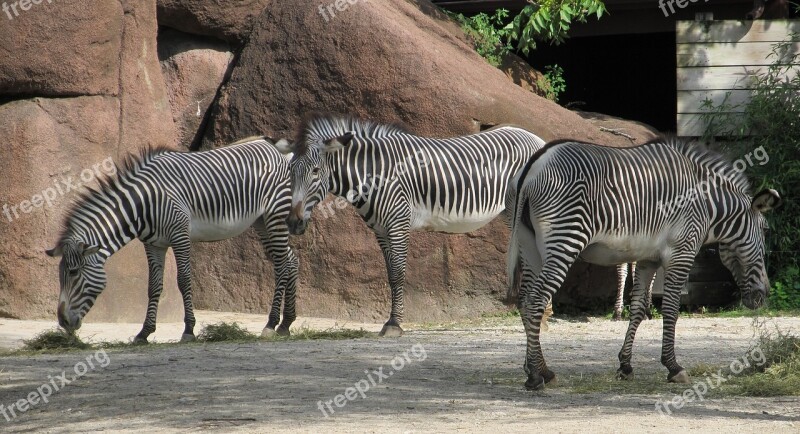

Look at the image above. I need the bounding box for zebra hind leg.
[170,231,197,342]
[134,244,168,344]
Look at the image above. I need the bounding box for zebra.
[46,137,299,343]
[613,262,656,321]
[507,137,780,390]
[273,113,546,336]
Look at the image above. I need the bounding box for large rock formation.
[0,0,183,322]
[0,0,659,325]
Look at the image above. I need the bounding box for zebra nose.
[57,302,68,328]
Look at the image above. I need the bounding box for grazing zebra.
[613,262,656,321]
[275,113,546,336]
[46,138,298,343]
[507,138,780,390]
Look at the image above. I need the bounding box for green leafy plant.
[536,64,567,102]
[508,0,608,55]
[699,33,800,309]
[446,8,512,66]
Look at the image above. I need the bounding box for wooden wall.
[676,20,800,137]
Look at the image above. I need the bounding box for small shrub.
[445,9,512,67]
[197,322,259,342]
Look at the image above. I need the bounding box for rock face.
[159,28,234,149]
[0,0,183,323]
[0,0,122,96]
[192,0,655,323]
[156,0,271,43]
[1,0,660,324]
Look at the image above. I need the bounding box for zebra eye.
[311,167,321,177]
[67,268,80,276]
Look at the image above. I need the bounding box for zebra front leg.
[255,216,299,337]
[375,226,410,337]
[617,263,658,380]
[171,237,197,342]
[612,263,629,321]
[134,244,168,344]
[660,256,695,384]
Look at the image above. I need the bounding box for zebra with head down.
[507,137,780,390]
[47,137,298,343]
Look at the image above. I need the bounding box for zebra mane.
[294,112,410,155]
[654,137,752,194]
[54,146,174,245]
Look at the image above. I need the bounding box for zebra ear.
[46,245,63,257]
[77,242,101,257]
[324,132,354,152]
[752,188,781,213]
[273,138,293,155]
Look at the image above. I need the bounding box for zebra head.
[717,188,781,309]
[277,132,355,235]
[45,240,105,332]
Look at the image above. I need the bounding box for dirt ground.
[0,311,798,433]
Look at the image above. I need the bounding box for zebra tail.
[506,208,522,305]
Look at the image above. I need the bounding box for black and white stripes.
[281,113,546,336]
[47,138,299,342]
[507,137,780,390]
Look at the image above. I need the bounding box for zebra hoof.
[379,325,403,337]
[261,327,277,338]
[617,366,634,380]
[668,370,690,384]
[612,314,623,321]
[132,336,149,345]
[524,374,546,391]
[180,333,196,343]
[276,325,291,336]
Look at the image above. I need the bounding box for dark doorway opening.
[525,32,677,133]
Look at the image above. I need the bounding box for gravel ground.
[0,312,798,433]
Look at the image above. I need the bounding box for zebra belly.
[189,214,262,242]
[580,236,663,266]
[410,206,502,233]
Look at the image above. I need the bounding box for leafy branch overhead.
[509,0,608,55]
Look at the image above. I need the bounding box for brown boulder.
[0,0,123,96]
[156,0,271,43]
[193,0,652,322]
[0,0,181,323]
[159,28,234,149]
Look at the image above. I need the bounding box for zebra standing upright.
[275,113,546,336]
[47,138,299,342]
[507,138,779,390]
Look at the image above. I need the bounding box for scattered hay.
[263,327,373,341]
[197,322,259,342]
[719,319,800,396]
[22,329,91,351]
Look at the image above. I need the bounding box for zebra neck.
[65,186,141,260]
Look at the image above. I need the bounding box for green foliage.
[537,64,567,102]
[699,34,800,309]
[446,9,512,67]
[508,0,608,55]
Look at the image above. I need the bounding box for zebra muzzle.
[286,204,308,235]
